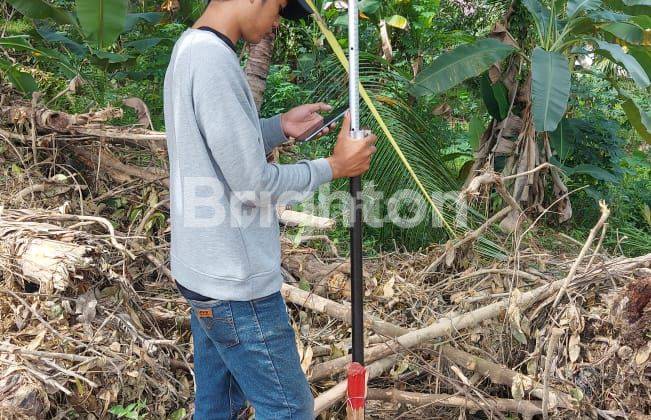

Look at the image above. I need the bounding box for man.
[163,0,377,418]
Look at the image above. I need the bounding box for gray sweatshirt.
[163,28,332,301]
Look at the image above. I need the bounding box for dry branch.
[284,275,573,409]
[367,388,543,419]
[309,252,650,411]
[551,200,610,308]
[440,345,571,409]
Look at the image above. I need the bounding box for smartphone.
[296,106,348,142]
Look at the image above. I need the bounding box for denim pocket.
[188,299,240,348]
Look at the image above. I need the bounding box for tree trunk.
[244,33,277,110]
[463,17,572,229]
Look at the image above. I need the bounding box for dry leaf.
[390,359,410,379]
[489,64,501,83]
[445,242,456,267]
[123,97,153,129]
[433,103,452,116]
[300,345,313,374]
[508,289,528,344]
[161,0,180,13]
[635,344,651,365]
[26,330,46,351]
[382,276,395,299]
[569,333,581,363]
[68,75,84,94]
[511,374,525,400]
[379,20,393,63]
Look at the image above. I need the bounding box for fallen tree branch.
[280,283,405,338]
[70,144,168,187]
[281,276,572,408]
[366,388,543,420]
[425,206,512,273]
[313,356,397,415]
[551,200,610,308]
[440,345,571,409]
[308,252,650,388]
[1,104,123,132]
[542,328,564,419]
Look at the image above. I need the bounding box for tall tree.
[244,33,276,110]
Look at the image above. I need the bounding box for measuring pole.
[346,0,366,418]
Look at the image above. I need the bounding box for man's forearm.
[260,114,288,153]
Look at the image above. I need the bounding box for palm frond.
[301,0,507,258]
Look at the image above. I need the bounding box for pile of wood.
[1,95,650,419]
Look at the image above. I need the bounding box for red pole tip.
[346,362,367,410]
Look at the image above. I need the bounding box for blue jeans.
[186,291,314,419]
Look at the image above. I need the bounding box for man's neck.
[193,3,242,46]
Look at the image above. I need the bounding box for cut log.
[276,206,335,231]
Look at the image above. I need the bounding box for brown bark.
[244,33,277,110]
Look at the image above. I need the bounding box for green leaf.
[124,37,165,52]
[0,35,33,50]
[76,0,128,49]
[297,53,316,74]
[468,116,485,151]
[594,39,650,88]
[620,93,651,143]
[550,118,576,160]
[628,45,651,78]
[359,0,381,15]
[602,22,645,44]
[480,73,502,120]
[0,35,76,76]
[0,58,37,94]
[108,405,126,416]
[589,10,631,22]
[333,14,348,26]
[566,164,619,182]
[169,408,187,420]
[6,68,38,94]
[630,15,651,29]
[91,49,130,63]
[622,0,651,5]
[124,12,164,32]
[571,17,596,34]
[386,14,408,29]
[522,0,554,42]
[567,0,601,17]
[492,81,510,119]
[531,47,571,132]
[35,23,87,56]
[411,38,516,96]
[7,0,76,26]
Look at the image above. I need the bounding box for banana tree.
[411,0,651,228]
[2,0,165,93]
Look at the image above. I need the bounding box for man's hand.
[326,112,377,179]
[281,102,334,140]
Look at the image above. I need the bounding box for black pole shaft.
[350,175,364,364]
